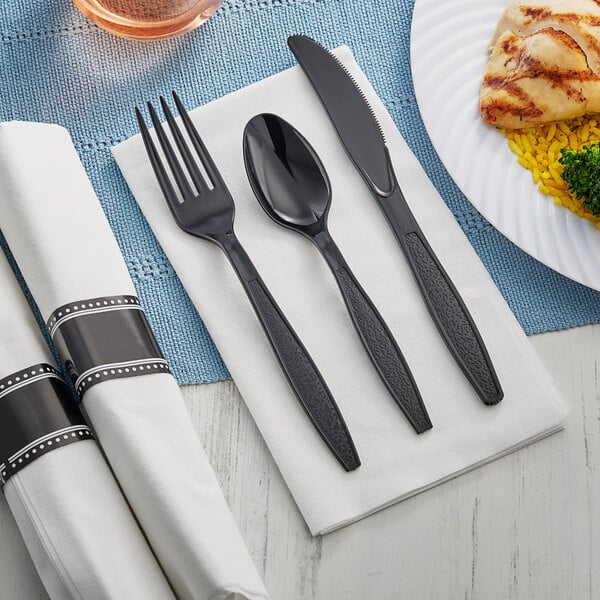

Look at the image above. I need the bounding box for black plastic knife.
[288,35,503,406]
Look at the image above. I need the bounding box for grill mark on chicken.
[522,7,552,19]
[481,87,543,124]
[520,6,600,27]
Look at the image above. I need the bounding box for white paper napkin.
[0,251,176,600]
[0,122,269,600]
[113,46,569,535]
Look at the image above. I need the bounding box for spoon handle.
[219,233,361,471]
[314,232,432,434]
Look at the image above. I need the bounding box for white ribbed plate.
[410,0,600,290]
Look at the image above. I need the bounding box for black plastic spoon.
[243,113,432,434]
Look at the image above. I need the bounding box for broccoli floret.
[559,144,600,217]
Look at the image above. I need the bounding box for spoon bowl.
[243,113,331,236]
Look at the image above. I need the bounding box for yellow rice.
[504,115,600,228]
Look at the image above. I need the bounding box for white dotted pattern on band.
[48,296,142,339]
[0,365,61,401]
[76,359,171,395]
[0,425,93,486]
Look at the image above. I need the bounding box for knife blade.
[288,35,503,406]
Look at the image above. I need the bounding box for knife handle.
[314,232,432,434]
[379,188,503,405]
[221,234,360,471]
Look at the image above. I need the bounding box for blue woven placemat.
[2,0,600,385]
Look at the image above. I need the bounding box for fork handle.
[220,234,360,471]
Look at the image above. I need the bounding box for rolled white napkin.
[0,250,176,599]
[0,492,46,599]
[0,122,268,600]
[113,46,568,535]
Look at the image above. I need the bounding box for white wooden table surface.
[1,324,598,600]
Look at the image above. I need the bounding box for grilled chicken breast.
[481,0,600,128]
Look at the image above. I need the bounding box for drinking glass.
[73,0,223,39]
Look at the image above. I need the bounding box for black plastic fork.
[136,92,360,471]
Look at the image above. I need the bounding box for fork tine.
[172,91,225,189]
[159,96,210,195]
[147,101,195,201]
[136,107,182,217]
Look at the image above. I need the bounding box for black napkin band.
[47,295,171,397]
[0,364,93,487]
